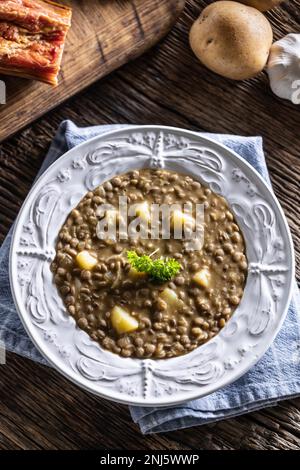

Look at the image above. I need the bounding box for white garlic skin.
[267,33,300,103]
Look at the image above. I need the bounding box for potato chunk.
[160,288,180,306]
[128,267,147,281]
[171,210,195,230]
[193,268,210,288]
[111,306,139,334]
[76,251,97,270]
[134,201,151,222]
[105,209,118,224]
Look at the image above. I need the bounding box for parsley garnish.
[127,250,181,283]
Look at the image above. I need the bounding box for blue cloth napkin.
[0,120,299,434]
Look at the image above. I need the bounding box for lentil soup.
[51,169,248,359]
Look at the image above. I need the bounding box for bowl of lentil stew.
[10,126,294,406]
[50,169,248,360]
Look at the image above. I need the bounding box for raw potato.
[189,1,273,80]
[111,306,139,334]
[236,0,284,11]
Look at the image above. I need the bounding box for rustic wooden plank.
[0,353,191,450]
[0,0,299,451]
[0,0,186,142]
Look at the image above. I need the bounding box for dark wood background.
[0,0,300,450]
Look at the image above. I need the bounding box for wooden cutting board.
[0,0,186,142]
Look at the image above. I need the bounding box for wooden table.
[0,0,299,450]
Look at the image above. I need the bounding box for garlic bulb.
[267,34,300,104]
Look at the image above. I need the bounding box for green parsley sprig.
[127,250,181,284]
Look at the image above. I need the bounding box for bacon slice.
[0,1,72,85]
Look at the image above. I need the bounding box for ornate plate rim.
[9,125,295,407]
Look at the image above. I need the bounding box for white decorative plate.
[10,126,294,406]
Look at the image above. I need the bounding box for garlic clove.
[267,34,300,104]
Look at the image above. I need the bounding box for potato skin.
[189,1,273,80]
[236,0,284,11]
